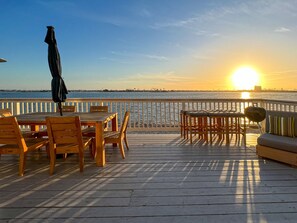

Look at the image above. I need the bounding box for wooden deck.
[1,133,297,222]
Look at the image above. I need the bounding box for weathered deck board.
[1,133,297,223]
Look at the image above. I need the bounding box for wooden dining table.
[15,112,118,167]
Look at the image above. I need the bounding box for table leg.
[225,117,230,145]
[95,122,105,167]
[190,116,193,144]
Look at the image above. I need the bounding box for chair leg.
[119,141,125,159]
[89,141,96,159]
[19,153,25,176]
[79,152,84,172]
[124,134,129,150]
[49,150,56,175]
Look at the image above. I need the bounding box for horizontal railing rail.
[1,98,297,131]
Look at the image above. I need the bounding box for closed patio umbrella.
[44,26,68,116]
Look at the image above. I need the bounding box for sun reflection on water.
[241,92,250,99]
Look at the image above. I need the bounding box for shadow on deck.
[1,133,297,223]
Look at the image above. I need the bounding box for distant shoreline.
[0,89,297,93]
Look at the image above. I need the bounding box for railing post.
[14,102,21,115]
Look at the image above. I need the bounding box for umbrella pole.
[58,102,63,116]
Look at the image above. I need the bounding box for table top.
[15,112,117,125]
[182,110,245,117]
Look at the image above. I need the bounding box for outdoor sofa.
[256,110,297,167]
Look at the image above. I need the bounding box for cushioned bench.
[256,110,297,166]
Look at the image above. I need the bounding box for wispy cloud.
[151,0,297,32]
[108,51,169,62]
[123,72,190,83]
[270,69,297,75]
[262,69,297,81]
[195,30,222,38]
[95,71,192,90]
[274,27,291,33]
[151,17,198,29]
[144,54,168,61]
[98,57,131,64]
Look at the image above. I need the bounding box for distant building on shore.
[254,85,262,91]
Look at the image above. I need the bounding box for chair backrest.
[46,116,84,148]
[90,105,108,112]
[0,116,26,152]
[57,105,76,113]
[0,109,13,117]
[120,111,130,134]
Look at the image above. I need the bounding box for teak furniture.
[85,111,130,159]
[257,110,297,166]
[46,116,93,174]
[0,116,49,176]
[15,112,118,167]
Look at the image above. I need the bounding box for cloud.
[151,17,198,29]
[144,54,169,61]
[262,69,297,81]
[151,0,297,32]
[274,27,291,33]
[108,51,169,62]
[275,69,297,73]
[123,72,190,83]
[98,57,131,64]
[195,30,222,38]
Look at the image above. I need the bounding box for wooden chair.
[35,105,77,139]
[82,106,109,136]
[90,105,108,112]
[0,109,37,138]
[0,108,13,117]
[57,105,76,113]
[46,116,93,175]
[0,116,49,176]
[188,113,209,144]
[91,111,130,159]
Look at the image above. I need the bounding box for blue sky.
[1,0,297,90]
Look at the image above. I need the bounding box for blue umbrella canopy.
[44,26,68,116]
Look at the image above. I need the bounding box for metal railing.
[1,98,297,131]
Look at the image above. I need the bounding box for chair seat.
[104,131,119,138]
[82,127,96,134]
[25,138,49,150]
[82,126,108,136]
[55,137,92,153]
[21,130,39,138]
[82,129,120,138]
[35,129,48,138]
[0,138,48,152]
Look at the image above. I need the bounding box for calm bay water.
[0,91,296,101]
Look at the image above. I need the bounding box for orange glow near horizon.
[231,66,260,90]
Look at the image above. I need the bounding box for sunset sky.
[1,0,297,90]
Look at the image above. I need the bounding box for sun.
[231,66,260,90]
